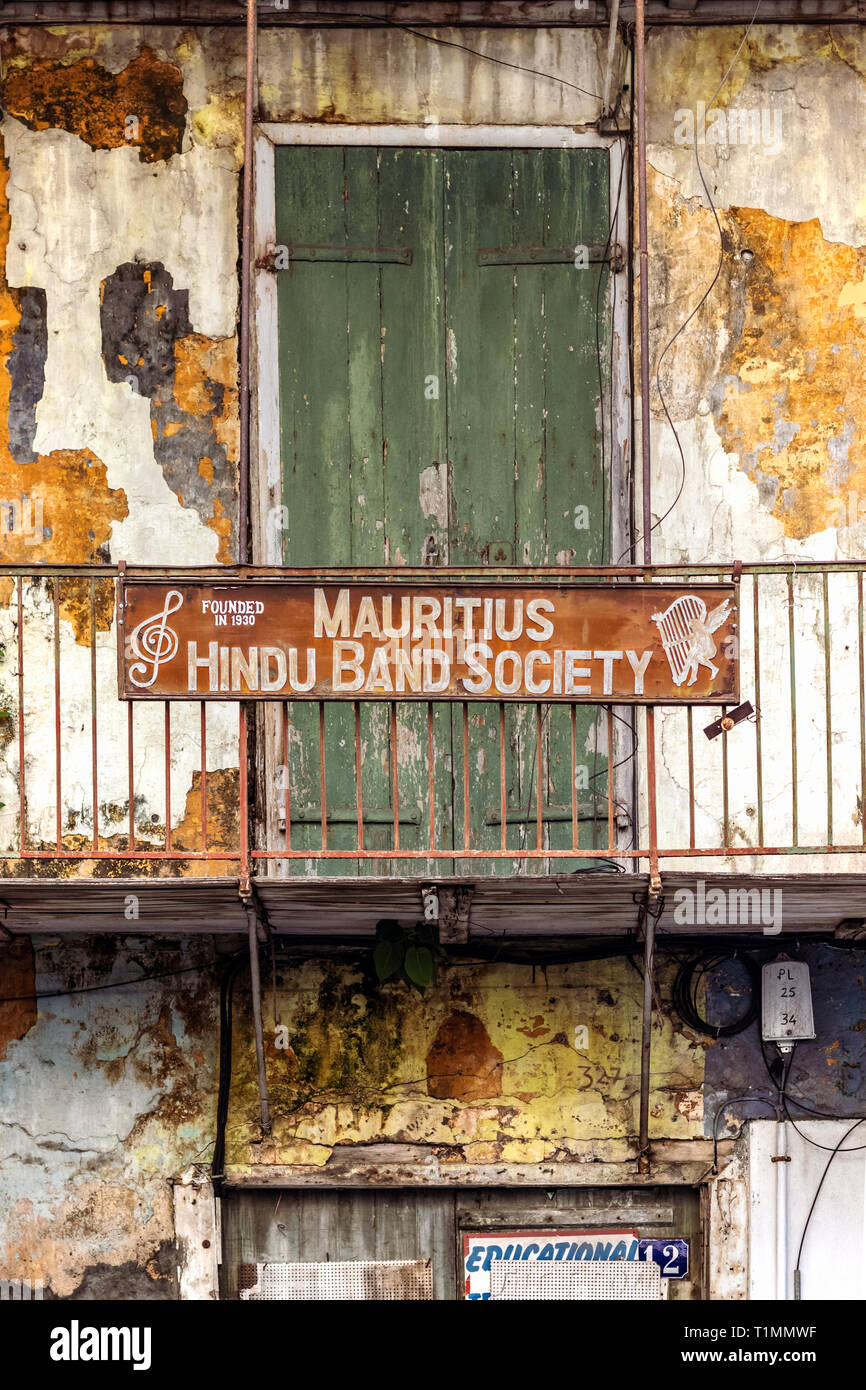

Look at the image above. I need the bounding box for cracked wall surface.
[0,935,218,1297]
[223,949,866,1175]
[225,955,707,1173]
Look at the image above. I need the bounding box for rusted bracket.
[256,243,413,271]
[771,1154,792,1163]
[704,701,754,741]
[437,886,474,945]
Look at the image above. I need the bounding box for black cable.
[794,1116,866,1297]
[340,13,605,104]
[759,1039,864,1124]
[782,1098,866,1154]
[672,950,760,1038]
[618,1,763,563]
[0,957,219,1003]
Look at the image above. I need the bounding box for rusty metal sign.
[117,571,738,703]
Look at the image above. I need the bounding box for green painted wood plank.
[541,147,613,869]
[378,147,454,873]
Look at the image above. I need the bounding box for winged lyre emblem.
[651,594,732,687]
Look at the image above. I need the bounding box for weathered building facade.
[0,1,865,1302]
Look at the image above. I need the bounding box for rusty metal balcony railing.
[1,563,864,879]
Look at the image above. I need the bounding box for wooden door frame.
[251,123,632,873]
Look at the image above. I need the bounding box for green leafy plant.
[373,918,441,990]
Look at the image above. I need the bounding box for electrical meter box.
[761,960,815,1043]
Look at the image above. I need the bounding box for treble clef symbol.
[128,590,184,688]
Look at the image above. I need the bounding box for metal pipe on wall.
[634,0,659,1174]
[776,1113,789,1299]
[247,906,272,1136]
[601,0,622,114]
[238,0,257,567]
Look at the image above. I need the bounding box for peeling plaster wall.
[642,26,866,868]
[0,16,865,1291]
[0,27,244,868]
[223,948,866,1177]
[0,935,218,1297]
[225,955,705,1175]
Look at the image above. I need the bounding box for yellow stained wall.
[225,957,707,1173]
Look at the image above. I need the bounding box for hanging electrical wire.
[340,12,606,104]
[794,1116,866,1299]
[619,0,763,563]
[672,949,761,1037]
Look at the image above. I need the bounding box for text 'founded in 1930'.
[117,575,739,704]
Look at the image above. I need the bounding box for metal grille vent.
[489,1261,666,1301]
[238,1259,433,1301]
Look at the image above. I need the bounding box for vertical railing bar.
[536,704,544,857]
[164,703,171,853]
[687,706,695,850]
[16,576,26,856]
[354,700,363,852]
[753,575,764,848]
[606,704,614,853]
[859,573,866,847]
[53,579,61,852]
[127,702,135,852]
[646,706,660,885]
[282,700,291,853]
[823,569,833,846]
[90,578,98,852]
[200,701,208,853]
[390,702,400,853]
[462,702,470,853]
[721,703,730,851]
[787,571,799,848]
[239,703,249,877]
[570,703,578,854]
[427,702,435,856]
[319,701,327,852]
[500,703,507,854]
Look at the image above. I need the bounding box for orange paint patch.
[2,49,187,163]
[173,334,240,462]
[647,167,866,541]
[0,937,36,1060]
[0,137,127,641]
[426,1011,503,1101]
[717,210,866,539]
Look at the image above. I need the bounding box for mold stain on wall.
[224,957,706,1173]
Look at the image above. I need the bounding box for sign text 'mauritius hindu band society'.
[117,575,739,704]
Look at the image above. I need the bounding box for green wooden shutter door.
[274,145,615,876]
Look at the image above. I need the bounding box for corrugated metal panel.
[1,872,865,935]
